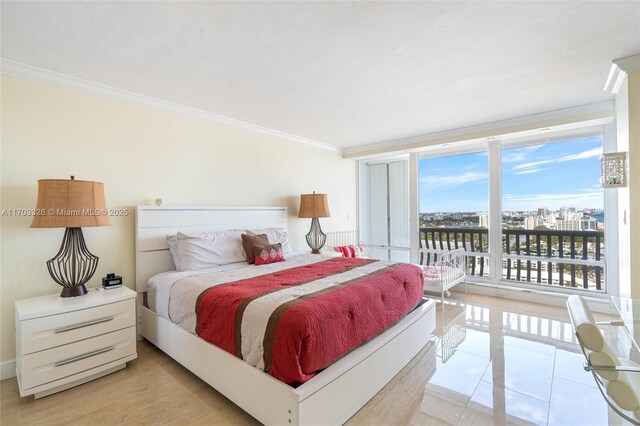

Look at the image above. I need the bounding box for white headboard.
[135,206,289,292]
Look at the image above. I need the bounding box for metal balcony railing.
[419,227,605,292]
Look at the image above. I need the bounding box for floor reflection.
[348,292,622,425]
[434,300,467,363]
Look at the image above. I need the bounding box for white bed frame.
[135,206,436,425]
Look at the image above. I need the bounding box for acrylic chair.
[567,295,640,425]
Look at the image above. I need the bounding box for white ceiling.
[1,1,639,150]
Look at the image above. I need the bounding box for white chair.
[567,295,640,425]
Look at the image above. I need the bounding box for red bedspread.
[195,257,424,386]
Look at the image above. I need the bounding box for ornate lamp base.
[306,218,327,254]
[59,285,88,298]
[47,227,99,298]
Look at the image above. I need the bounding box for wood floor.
[0,337,437,426]
[1,339,262,425]
[0,293,615,425]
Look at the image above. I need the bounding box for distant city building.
[546,214,557,225]
[524,217,543,230]
[559,208,568,220]
[478,212,488,228]
[559,210,581,222]
[419,208,602,232]
[555,220,581,231]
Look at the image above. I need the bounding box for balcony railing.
[419,227,605,292]
[420,227,490,277]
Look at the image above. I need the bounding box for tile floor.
[348,292,624,426]
[0,292,630,425]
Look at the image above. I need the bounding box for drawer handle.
[54,346,114,366]
[54,316,114,333]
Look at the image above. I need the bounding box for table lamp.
[31,176,110,297]
[298,192,330,254]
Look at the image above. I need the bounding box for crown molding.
[614,54,640,73]
[0,59,341,153]
[343,101,615,159]
[604,54,640,94]
[604,63,626,94]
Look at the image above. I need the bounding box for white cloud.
[421,171,487,187]
[513,168,546,175]
[502,145,542,163]
[512,147,601,171]
[562,147,604,161]
[584,184,602,191]
[503,189,603,211]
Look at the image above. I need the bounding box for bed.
[136,206,436,425]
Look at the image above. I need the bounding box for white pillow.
[165,234,181,271]
[247,228,293,255]
[176,230,244,271]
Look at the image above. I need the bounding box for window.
[358,127,611,295]
[418,151,490,278]
[501,137,605,291]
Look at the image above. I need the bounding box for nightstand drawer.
[20,298,135,355]
[19,326,136,390]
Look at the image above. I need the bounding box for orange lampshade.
[298,193,330,218]
[30,177,111,228]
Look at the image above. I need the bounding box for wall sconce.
[600,152,627,188]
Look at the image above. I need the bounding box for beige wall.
[0,75,357,362]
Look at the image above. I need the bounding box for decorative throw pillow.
[334,244,364,258]
[246,228,293,255]
[254,243,285,265]
[241,233,269,264]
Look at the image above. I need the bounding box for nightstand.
[15,286,137,399]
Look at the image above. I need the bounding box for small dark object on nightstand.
[102,273,123,289]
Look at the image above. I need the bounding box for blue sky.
[419,137,603,213]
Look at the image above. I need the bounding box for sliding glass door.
[357,127,611,295]
[418,150,490,278]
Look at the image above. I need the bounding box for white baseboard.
[1,359,16,381]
